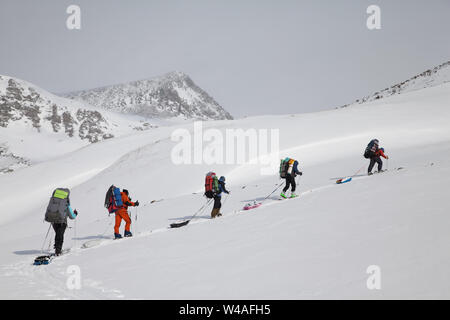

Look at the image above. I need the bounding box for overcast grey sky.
[1,0,449,118]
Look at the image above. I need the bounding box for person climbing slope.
[279,157,302,199]
[114,189,139,239]
[211,176,230,218]
[44,188,78,256]
[364,139,389,175]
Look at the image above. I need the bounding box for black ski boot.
[124,231,133,237]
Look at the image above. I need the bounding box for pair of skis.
[81,234,135,249]
[335,167,404,184]
[244,192,298,210]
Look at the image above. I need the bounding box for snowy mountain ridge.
[64,71,233,120]
[0,74,156,173]
[340,60,450,107]
[0,75,116,143]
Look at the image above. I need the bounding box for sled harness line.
[191,198,213,220]
[261,180,285,204]
[170,198,213,228]
[352,165,366,177]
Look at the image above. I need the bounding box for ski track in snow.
[1,83,450,299]
[0,167,409,299]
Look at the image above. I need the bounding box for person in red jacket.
[114,189,139,239]
[368,147,389,175]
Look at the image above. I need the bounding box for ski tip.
[336,177,352,184]
[243,203,262,210]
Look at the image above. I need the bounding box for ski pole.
[135,207,138,234]
[99,217,114,237]
[262,181,285,203]
[47,238,53,253]
[46,229,54,253]
[191,198,213,220]
[40,224,52,254]
[74,219,77,249]
[129,211,133,233]
[222,193,230,208]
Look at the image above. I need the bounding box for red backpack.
[204,172,219,198]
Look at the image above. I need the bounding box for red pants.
[114,211,131,234]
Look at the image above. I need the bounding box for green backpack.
[205,172,219,198]
[279,158,291,178]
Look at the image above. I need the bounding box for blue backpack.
[105,185,123,213]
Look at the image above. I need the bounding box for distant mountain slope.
[0,75,116,143]
[340,60,450,107]
[64,71,233,120]
[0,75,151,174]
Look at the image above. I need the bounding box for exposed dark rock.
[0,75,115,142]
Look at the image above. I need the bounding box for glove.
[74,210,78,216]
[226,191,230,194]
[299,172,303,176]
[135,201,140,207]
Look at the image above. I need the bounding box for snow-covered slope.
[340,60,450,107]
[0,75,115,142]
[0,83,450,299]
[65,71,233,120]
[0,75,160,172]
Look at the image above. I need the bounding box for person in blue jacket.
[53,202,78,256]
[211,176,230,218]
[45,188,79,256]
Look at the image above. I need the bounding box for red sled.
[243,202,262,210]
